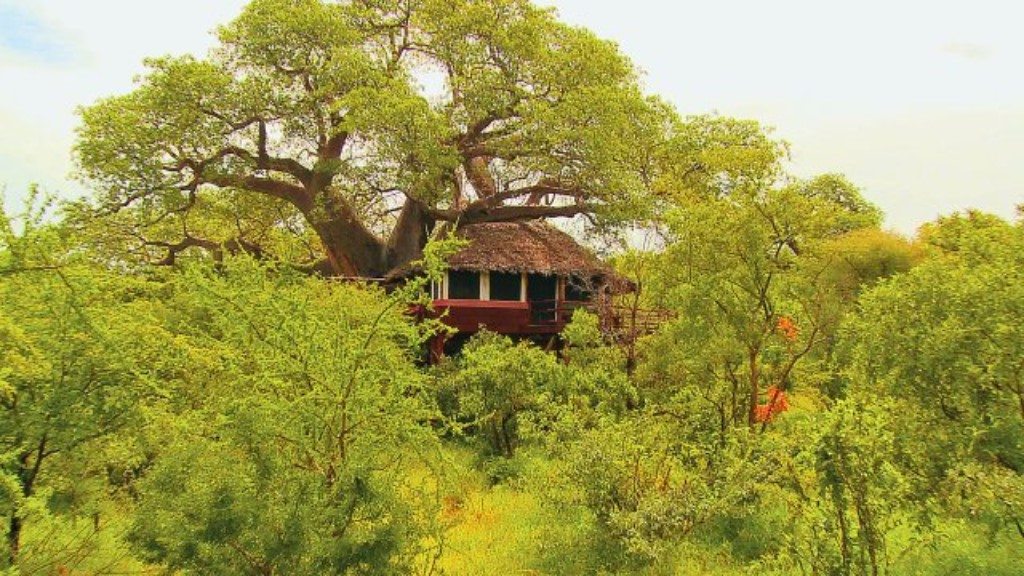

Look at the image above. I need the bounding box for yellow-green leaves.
[123,256,443,574]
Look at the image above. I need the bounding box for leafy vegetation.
[2,1,1022,574]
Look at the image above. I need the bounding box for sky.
[0,0,1021,234]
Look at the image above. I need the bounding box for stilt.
[429,333,447,364]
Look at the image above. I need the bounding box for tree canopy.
[4,0,1023,574]
[75,0,676,276]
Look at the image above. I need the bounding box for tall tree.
[841,212,1024,536]
[640,174,884,431]
[74,0,669,276]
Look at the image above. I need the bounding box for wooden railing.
[599,304,675,341]
[526,300,674,341]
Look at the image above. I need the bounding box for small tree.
[447,332,560,458]
[640,175,882,432]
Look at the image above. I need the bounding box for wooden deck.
[424,299,583,335]
[421,299,673,340]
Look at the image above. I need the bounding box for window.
[447,270,480,299]
[489,272,521,301]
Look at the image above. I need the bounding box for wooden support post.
[429,333,447,364]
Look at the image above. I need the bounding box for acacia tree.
[128,259,445,575]
[638,174,885,433]
[1,200,175,571]
[841,212,1024,536]
[75,0,669,276]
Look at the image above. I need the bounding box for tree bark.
[7,440,44,568]
[464,156,497,198]
[747,347,760,428]
[307,197,389,277]
[386,200,435,272]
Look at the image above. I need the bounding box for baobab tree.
[75,0,672,276]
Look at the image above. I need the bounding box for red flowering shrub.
[755,386,790,423]
[776,316,799,343]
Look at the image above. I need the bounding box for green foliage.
[558,310,636,419]
[841,213,1024,535]
[555,413,764,567]
[892,520,1024,576]
[816,228,923,300]
[1,197,177,572]
[444,332,561,458]
[128,259,442,575]
[789,173,883,235]
[4,193,1022,574]
[757,399,921,575]
[656,115,788,202]
[640,179,862,431]
[5,3,1024,574]
[72,0,671,274]
[917,209,1014,258]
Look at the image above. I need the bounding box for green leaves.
[657,115,788,202]
[73,0,677,275]
[0,198,183,571]
[443,332,560,458]
[126,258,442,574]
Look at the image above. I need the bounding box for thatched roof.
[387,221,620,280]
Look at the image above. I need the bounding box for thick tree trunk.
[307,194,437,278]
[386,201,435,272]
[307,196,389,277]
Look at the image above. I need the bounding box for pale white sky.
[1,0,1021,233]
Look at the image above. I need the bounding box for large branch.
[145,236,259,266]
[199,108,260,131]
[465,181,586,211]
[311,130,350,191]
[463,156,498,198]
[170,144,313,206]
[321,131,349,161]
[461,113,502,144]
[206,123,315,186]
[426,202,594,224]
[468,204,593,223]
[186,113,316,186]
[255,122,314,185]
[203,173,313,212]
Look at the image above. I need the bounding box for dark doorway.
[527,273,558,324]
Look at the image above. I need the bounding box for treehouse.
[387,221,632,354]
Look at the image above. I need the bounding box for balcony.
[428,299,588,335]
